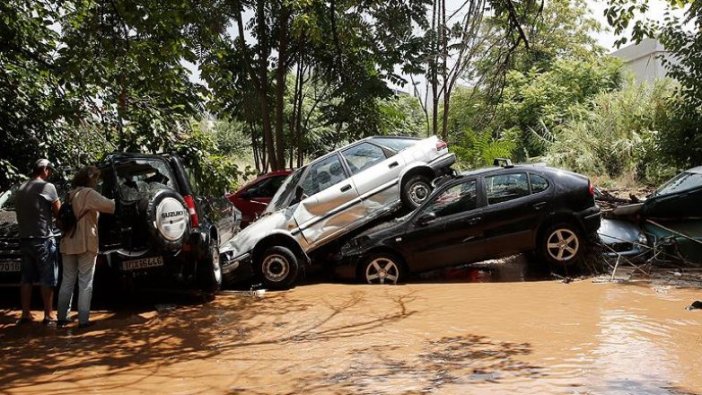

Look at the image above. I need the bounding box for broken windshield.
[653,170,702,197]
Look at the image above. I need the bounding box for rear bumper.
[428,153,456,175]
[579,206,602,235]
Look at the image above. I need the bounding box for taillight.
[436,140,448,151]
[183,195,200,228]
[588,180,595,197]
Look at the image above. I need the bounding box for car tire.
[255,246,299,290]
[198,237,222,293]
[142,189,190,252]
[539,222,584,270]
[359,252,405,285]
[401,175,432,210]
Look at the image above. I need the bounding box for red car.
[227,170,292,228]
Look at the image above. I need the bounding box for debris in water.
[685,301,702,311]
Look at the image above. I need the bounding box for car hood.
[598,218,642,245]
[341,214,410,255]
[220,209,295,258]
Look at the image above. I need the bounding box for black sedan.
[337,162,601,284]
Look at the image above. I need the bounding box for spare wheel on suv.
[142,188,191,252]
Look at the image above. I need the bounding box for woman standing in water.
[58,166,115,328]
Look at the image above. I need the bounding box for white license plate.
[0,261,21,272]
[122,256,164,271]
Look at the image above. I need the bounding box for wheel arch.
[534,212,585,248]
[399,165,435,191]
[355,246,408,278]
[252,233,309,267]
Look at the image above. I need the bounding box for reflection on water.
[0,264,700,394]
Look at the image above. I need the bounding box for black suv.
[96,153,240,291]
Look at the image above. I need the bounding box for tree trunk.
[256,1,278,170]
[274,4,290,169]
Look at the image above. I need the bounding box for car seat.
[316,171,332,192]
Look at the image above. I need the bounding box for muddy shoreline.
[1,262,701,394]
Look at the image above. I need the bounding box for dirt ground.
[1,259,701,395]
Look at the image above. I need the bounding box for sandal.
[42,317,58,327]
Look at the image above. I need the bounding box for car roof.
[100,152,173,165]
[687,166,702,175]
[458,164,552,178]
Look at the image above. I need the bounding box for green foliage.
[452,130,516,169]
[546,79,677,184]
[376,94,426,137]
[604,0,702,169]
[496,57,623,159]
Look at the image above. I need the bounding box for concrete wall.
[611,38,678,83]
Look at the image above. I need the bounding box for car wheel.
[540,223,583,268]
[255,246,299,290]
[402,175,432,210]
[360,253,404,285]
[198,237,222,293]
[142,189,190,252]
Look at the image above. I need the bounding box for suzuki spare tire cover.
[144,188,190,252]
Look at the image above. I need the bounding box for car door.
[399,178,485,272]
[341,142,405,212]
[293,153,363,249]
[478,171,553,257]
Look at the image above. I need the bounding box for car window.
[654,171,702,196]
[267,168,303,212]
[106,158,177,201]
[421,180,477,218]
[370,137,418,153]
[530,174,549,194]
[485,173,529,205]
[299,155,346,197]
[342,143,387,175]
[248,175,286,199]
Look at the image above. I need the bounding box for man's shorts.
[20,238,58,287]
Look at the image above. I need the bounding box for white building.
[611,38,678,83]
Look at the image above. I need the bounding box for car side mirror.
[416,212,436,226]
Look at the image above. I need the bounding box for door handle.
[533,202,547,210]
[388,161,399,169]
[467,216,482,225]
[340,184,352,192]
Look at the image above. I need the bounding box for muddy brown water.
[1,260,701,394]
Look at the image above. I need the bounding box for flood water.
[1,259,701,394]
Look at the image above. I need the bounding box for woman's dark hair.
[72,166,101,188]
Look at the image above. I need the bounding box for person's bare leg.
[20,283,33,319]
[40,286,55,320]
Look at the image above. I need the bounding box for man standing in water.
[15,159,61,325]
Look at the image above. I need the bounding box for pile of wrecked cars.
[597,166,702,267]
[220,135,603,289]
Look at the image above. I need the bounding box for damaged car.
[337,161,601,284]
[96,153,241,292]
[598,166,702,265]
[220,135,456,289]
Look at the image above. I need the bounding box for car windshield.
[265,167,305,213]
[653,171,702,197]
